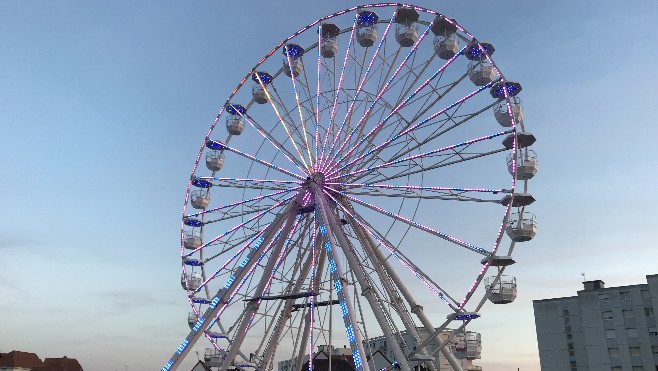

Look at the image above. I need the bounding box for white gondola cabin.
[283,44,304,78]
[431,17,459,60]
[484,275,518,304]
[190,189,210,210]
[251,71,273,104]
[226,104,246,135]
[394,8,419,47]
[506,212,537,242]
[204,348,225,367]
[184,228,202,249]
[451,331,482,359]
[356,10,378,47]
[181,271,202,290]
[468,60,495,86]
[494,96,523,127]
[188,312,200,329]
[205,150,225,172]
[507,150,538,180]
[320,23,340,58]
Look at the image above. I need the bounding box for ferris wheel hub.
[310,172,326,186]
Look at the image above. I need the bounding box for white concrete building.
[533,274,658,371]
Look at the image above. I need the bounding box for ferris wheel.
[164,4,538,371]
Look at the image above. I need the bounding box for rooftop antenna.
[581,272,586,282]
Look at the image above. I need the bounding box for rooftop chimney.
[583,280,605,290]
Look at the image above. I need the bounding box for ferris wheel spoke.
[320,12,397,169]
[214,140,306,180]
[326,28,454,170]
[284,53,315,170]
[332,47,466,176]
[327,182,509,201]
[327,20,442,171]
[202,230,269,266]
[317,15,360,172]
[254,76,313,173]
[193,226,272,295]
[331,129,512,181]
[327,80,496,179]
[382,99,498,169]
[186,188,296,219]
[331,190,491,256]
[236,109,309,174]
[185,193,297,258]
[328,194,460,309]
[357,147,508,185]
[201,179,301,192]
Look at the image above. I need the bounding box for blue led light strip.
[308,211,318,371]
[318,222,365,371]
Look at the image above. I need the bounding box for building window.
[623,310,634,319]
[629,347,641,357]
[570,360,577,367]
[645,308,654,317]
[568,349,575,357]
[626,328,638,338]
[563,309,569,316]
[567,342,574,350]
[606,329,616,339]
[649,327,658,336]
[567,333,573,340]
[641,290,650,299]
[631,367,643,371]
[620,291,631,301]
[603,311,613,320]
[611,367,621,371]
[608,347,619,357]
[599,294,611,303]
[652,345,658,354]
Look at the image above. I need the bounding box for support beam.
[163,199,299,371]
[313,183,411,371]
[312,182,371,371]
[339,199,463,371]
[219,211,300,371]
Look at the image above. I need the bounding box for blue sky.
[1,1,658,370]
